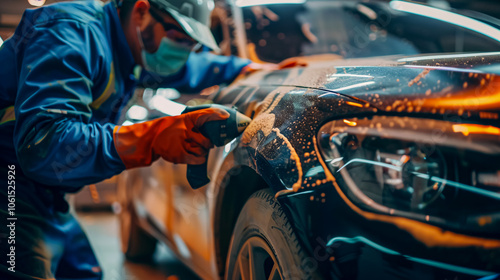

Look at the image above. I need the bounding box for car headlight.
[318,116,500,232]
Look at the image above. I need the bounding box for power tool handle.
[184,107,222,189]
[187,161,210,189]
[182,104,248,189]
[186,119,215,189]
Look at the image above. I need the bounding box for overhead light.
[126,105,149,121]
[149,95,186,116]
[357,4,377,20]
[390,0,500,42]
[398,52,500,62]
[318,81,376,97]
[235,0,306,8]
[28,0,46,7]
[156,88,180,100]
[121,120,134,126]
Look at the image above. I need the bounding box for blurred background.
[2,0,500,43]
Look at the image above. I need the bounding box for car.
[117,1,500,279]
[0,0,69,38]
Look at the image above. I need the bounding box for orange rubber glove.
[238,59,309,78]
[113,108,230,169]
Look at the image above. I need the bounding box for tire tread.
[243,190,317,280]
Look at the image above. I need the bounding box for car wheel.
[225,189,321,280]
[118,174,157,261]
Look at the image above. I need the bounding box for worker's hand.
[241,62,279,73]
[240,58,309,74]
[277,57,309,68]
[113,108,230,168]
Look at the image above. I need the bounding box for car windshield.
[239,1,500,63]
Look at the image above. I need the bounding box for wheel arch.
[212,165,269,278]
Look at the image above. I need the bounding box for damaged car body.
[214,53,500,279]
[118,1,500,279]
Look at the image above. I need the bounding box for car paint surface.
[216,53,499,192]
[121,1,500,277]
[123,51,500,279]
[210,53,500,278]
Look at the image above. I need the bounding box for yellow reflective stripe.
[0,106,15,125]
[34,131,49,146]
[91,63,116,110]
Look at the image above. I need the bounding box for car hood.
[239,52,500,123]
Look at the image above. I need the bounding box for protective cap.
[149,0,220,52]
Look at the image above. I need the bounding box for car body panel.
[229,52,500,116]
[121,51,500,279]
[209,53,500,278]
[120,0,500,277]
[214,53,500,194]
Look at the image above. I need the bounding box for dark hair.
[118,0,138,21]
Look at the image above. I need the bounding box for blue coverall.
[0,1,250,279]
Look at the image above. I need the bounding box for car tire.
[118,173,157,262]
[225,189,322,280]
[119,202,157,262]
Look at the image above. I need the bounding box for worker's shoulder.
[25,0,109,29]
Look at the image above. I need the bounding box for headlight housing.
[318,116,500,233]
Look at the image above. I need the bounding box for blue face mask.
[137,27,192,76]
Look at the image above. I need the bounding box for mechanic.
[0,0,258,279]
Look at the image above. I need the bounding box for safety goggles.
[149,8,201,50]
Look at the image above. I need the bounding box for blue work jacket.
[0,0,250,192]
